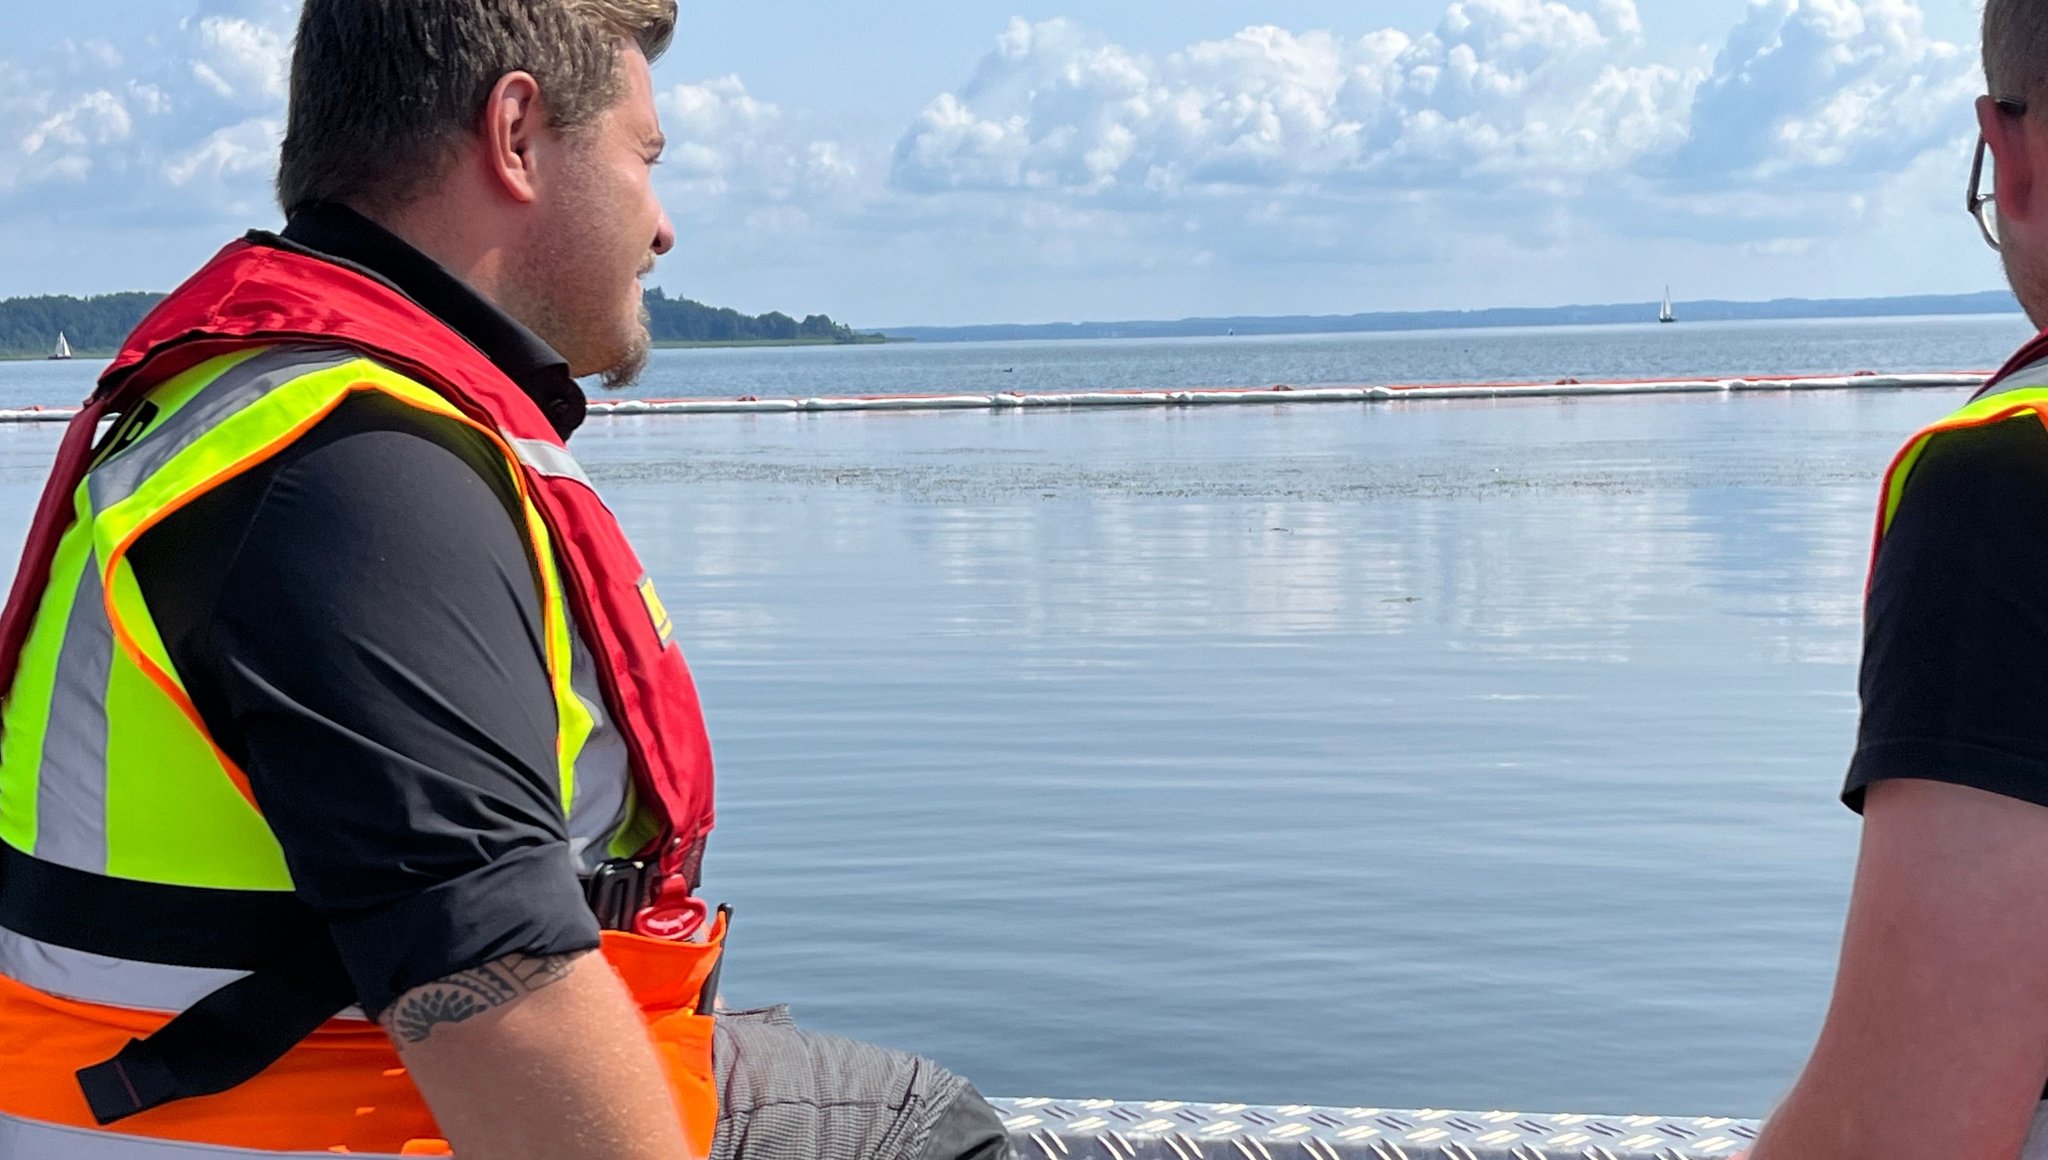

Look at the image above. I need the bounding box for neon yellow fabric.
[103,349,269,452]
[101,551,286,888]
[0,493,94,857]
[1881,385,2048,538]
[0,350,600,891]
[0,350,267,860]
[541,535,593,814]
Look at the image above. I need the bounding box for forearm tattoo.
[381,952,580,1045]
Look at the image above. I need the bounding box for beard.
[598,304,654,391]
[501,244,654,389]
[2007,245,2048,333]
[500,153,660,389]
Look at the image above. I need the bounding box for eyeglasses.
[1971,98,2030,252]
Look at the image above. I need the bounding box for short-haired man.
[1745,4,2048,1158]
[0,3,1010,1158]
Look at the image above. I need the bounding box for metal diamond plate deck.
[991,1098,1760,1160]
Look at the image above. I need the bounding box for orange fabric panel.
[0,927,721,1155]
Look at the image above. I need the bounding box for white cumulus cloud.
[0,0,2001,320]
[892,0,1976,224]
[892,3,1692,200]
[656,74,862,226]
[0,10,291,217]
[1665,0,1974,185]
[660,76,790,191]
[21,90,134,157]
[186,15,290,107]
[165,116,279,189]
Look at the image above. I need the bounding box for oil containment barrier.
[991,1097,1761,1160]
[0,371,1990,425]
[576,371,1987,417]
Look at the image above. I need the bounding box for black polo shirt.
[1846,413,2048,811]
[126,203,602,1017]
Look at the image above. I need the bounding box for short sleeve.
[129,390,601,1016]
[1845,413,2048,813]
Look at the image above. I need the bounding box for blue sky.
[0,0,2006,326]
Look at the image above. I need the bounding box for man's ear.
[1983,94,2038,229]
[481,71,545,205]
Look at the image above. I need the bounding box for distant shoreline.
[0,336,905,362]
[652,336,900,350]
[876,291,2029,345]
[0,296,2028,361]
[0,287,883,360]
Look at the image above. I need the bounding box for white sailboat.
[49,332,73,360]
[1658,287,1676,324]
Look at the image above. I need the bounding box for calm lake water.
[0,314,2036,1118]
[5,312,2034,406]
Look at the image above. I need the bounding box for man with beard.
[0,3,1010,1159]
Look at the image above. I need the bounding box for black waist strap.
[76,942,356,1124]
[0,841,329,970]
[0,843,356,1124]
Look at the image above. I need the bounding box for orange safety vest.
[0,928,723,1157]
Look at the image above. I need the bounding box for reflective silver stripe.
[35,564,112,872]
[86,346,362,512]
[0,926,370,1022]
[510,433,634,864]
[0,926,244,1014]
[565,623,630,871]
[0,1107,411,1158]
[37,347,358,871]
[509,436,596,489]
[1978,356,2048,402]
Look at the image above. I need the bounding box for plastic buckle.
[634,877,709,941]
[583,859,654,932]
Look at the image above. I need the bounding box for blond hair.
[277,0,676,217]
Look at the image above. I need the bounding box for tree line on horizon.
[640,287,880,345]
[0,288,880,358]
[0,293,163,359]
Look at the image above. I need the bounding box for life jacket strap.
[0,844,356,1122]
[77,944,355,1124]
[0,842,326,971]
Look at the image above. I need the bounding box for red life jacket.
[0,237,715,935]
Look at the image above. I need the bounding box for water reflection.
[544,390,1946,1115]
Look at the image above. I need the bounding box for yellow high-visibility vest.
[1880,364,2048,542]
[0,342,650,1004]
